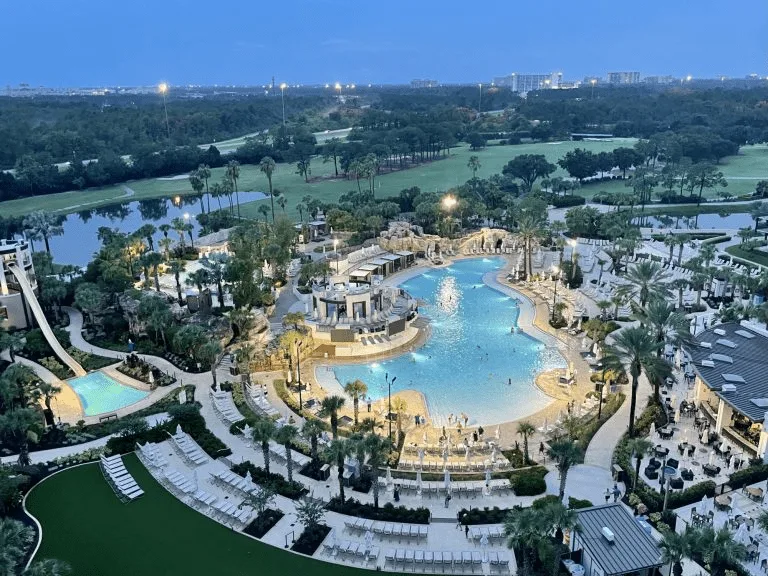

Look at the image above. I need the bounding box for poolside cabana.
[395,250,416,268]
[349,264,378,285]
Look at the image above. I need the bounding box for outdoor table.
[715,494,732,510]
[746,487,764,501]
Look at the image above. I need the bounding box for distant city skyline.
[2,0,765,87]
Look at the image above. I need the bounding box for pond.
[632,212,754,230]
[39,192,267,266]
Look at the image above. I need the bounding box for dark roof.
[685,323,768,422]
[575,504,662,575]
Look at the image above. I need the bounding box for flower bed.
[291,524,331,556]
[509,466,547,496]
[118,354,176,387]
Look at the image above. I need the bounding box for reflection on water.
[633,212,753,230]
[39,192,267,266]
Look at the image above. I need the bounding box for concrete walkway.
[584,374,652,469]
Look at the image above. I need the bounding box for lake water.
[633,212,754,230]
[328,257,565,426]
[41,192,267,266]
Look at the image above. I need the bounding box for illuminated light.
[158,82,168,94]
[280,83,287,90]
[442,195,457,210]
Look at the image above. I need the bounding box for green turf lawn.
[726,243,768,267]
[2,140,766,220]
[26,454,378,576]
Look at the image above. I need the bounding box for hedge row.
[509,466,547,496]
[327,496,431,524]
[231,460,307,499]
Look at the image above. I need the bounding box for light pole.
[441,194,457,238]
[478,83,483,114]
[296,341,303,411]
[158,83,171,145]
[386,372,397,441]
[280,83,287,126]
[551,265,560,323]
[333,239,339,274]
[568,239,578,285]
[334,82,342,98]
[590,78,596,100]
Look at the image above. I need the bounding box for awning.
[380,254,400,261]
[350,270,371,278]
[395,251,414,256]
[358,264,378,272]
[371,258,389,266]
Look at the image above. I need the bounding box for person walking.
[445,493,452,508]
[604,488,611,503]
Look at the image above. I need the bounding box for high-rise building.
[410,79,439,88]
[643,75,676,85]
[492,72,561,93]
[607,71,641,85]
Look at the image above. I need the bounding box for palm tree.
[23,211,64,254]
[604,327,671,437]
[257,204,270,223]
[625,437,653,492]
[251,418,275,474]
[324,438,352,503]
[365,433,391,509]
[468,155,481,179]
[700,526,747,576]
[226,160,242,217]
[197,164,212,212]
[0,331,23,362]
[675,234,691,265]
[159,237,173,260]
[548,439,582,499]
[544,503,581,576]
[301,418,326,464]
[275,424,299,483]
[517,421,536,464]
[199,340,223,386]
[282,312,305,331]
[671,278,689,310]
[159,223,171,238]
[171,217,187,247]
[516,212,544,280]
[700,243,716,267]
[188,171,205,214]
[391,397,408,441]
[622,260,672,307]
[259,156,277,223]
[636,300,693,375]
[168,259,186,302]
[0,517,34,575]
[23,559,72,576]
[320,395,346,439]
[663,235,677,262]
[199,253,230,308]
[660,527,695,576]
[141,251,164,291]
[343,379,368,426]
[504,507,545,576]
[596,299,612,317]
[277,196,287,213]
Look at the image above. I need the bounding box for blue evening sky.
[4,0,765,87]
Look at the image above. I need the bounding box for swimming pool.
[327,257,566,426]
[67,372,149,416]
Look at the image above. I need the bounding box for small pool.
[67,372,149,416]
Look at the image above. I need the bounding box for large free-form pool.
[67,372,149,416]
[328,257,566,426]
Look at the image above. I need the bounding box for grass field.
[726,244,768,267]
[2,141,767,220]
[27,454,373,576]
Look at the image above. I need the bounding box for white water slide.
[7,264,86,377]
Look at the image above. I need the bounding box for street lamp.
[334,82,342,96]
[280,83,287,126]
[158,83,171,145]
[568,239,578,284]
[333,239,339,274]
[296,341,303,411]
[386,372,397,441]
[442,195,457,238]
[551,265,560,323]
[478,83,483,114]
[590,78,597,99]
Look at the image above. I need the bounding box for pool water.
[329,257,565,426]
[67,372,149,416]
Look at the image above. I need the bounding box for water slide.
[7,264,86,377]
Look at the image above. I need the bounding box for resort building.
[492,72,562,92]
[0,238,36,329]
[607,71,641,85]
[569,504,663,576]
[689,323,768,461]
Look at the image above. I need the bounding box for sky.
[4,0,766,87]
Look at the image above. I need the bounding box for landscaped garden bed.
[327,496,430,524]
[243,509,284,539]
[118,353,177,387]
[231,461,308,499]
[290,524,331,556]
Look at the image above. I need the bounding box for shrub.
[510,466,547,496]
[728,464,768,490]
[458,506,508,525]
[232,461,307,499]
[550,195,586,208]
[327,497,431,524]
[568,497,593,509]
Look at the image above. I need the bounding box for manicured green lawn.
[726,243,768,267]
[3,140,766,219]
[27,454,377,576]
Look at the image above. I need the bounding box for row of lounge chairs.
[210,389,244,426]
[384,549,510,573]
[344,517,428,540]
[136,441,168,469]
[322,539,379,566]
[397,459,509,472]
[169,427,208,466]
[100,454,143,502]
[244,384,280,417]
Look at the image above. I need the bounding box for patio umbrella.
[175,424,183,436]
[245,470,253,486]
[709,451,716,466]
[649,423,656,438]
[485,467,492,484]
[480,534,489,562]
[700,495,711,515]
[422,431,427,444]
[416,470,423,495]
[418,448,425,470]
[386,466,393,487]
[444,468,451,491]
[443,446,449,467]
[365,530,374,551]
[465,445,471,463]
[495,427,500,441]
[734,523,750,545]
